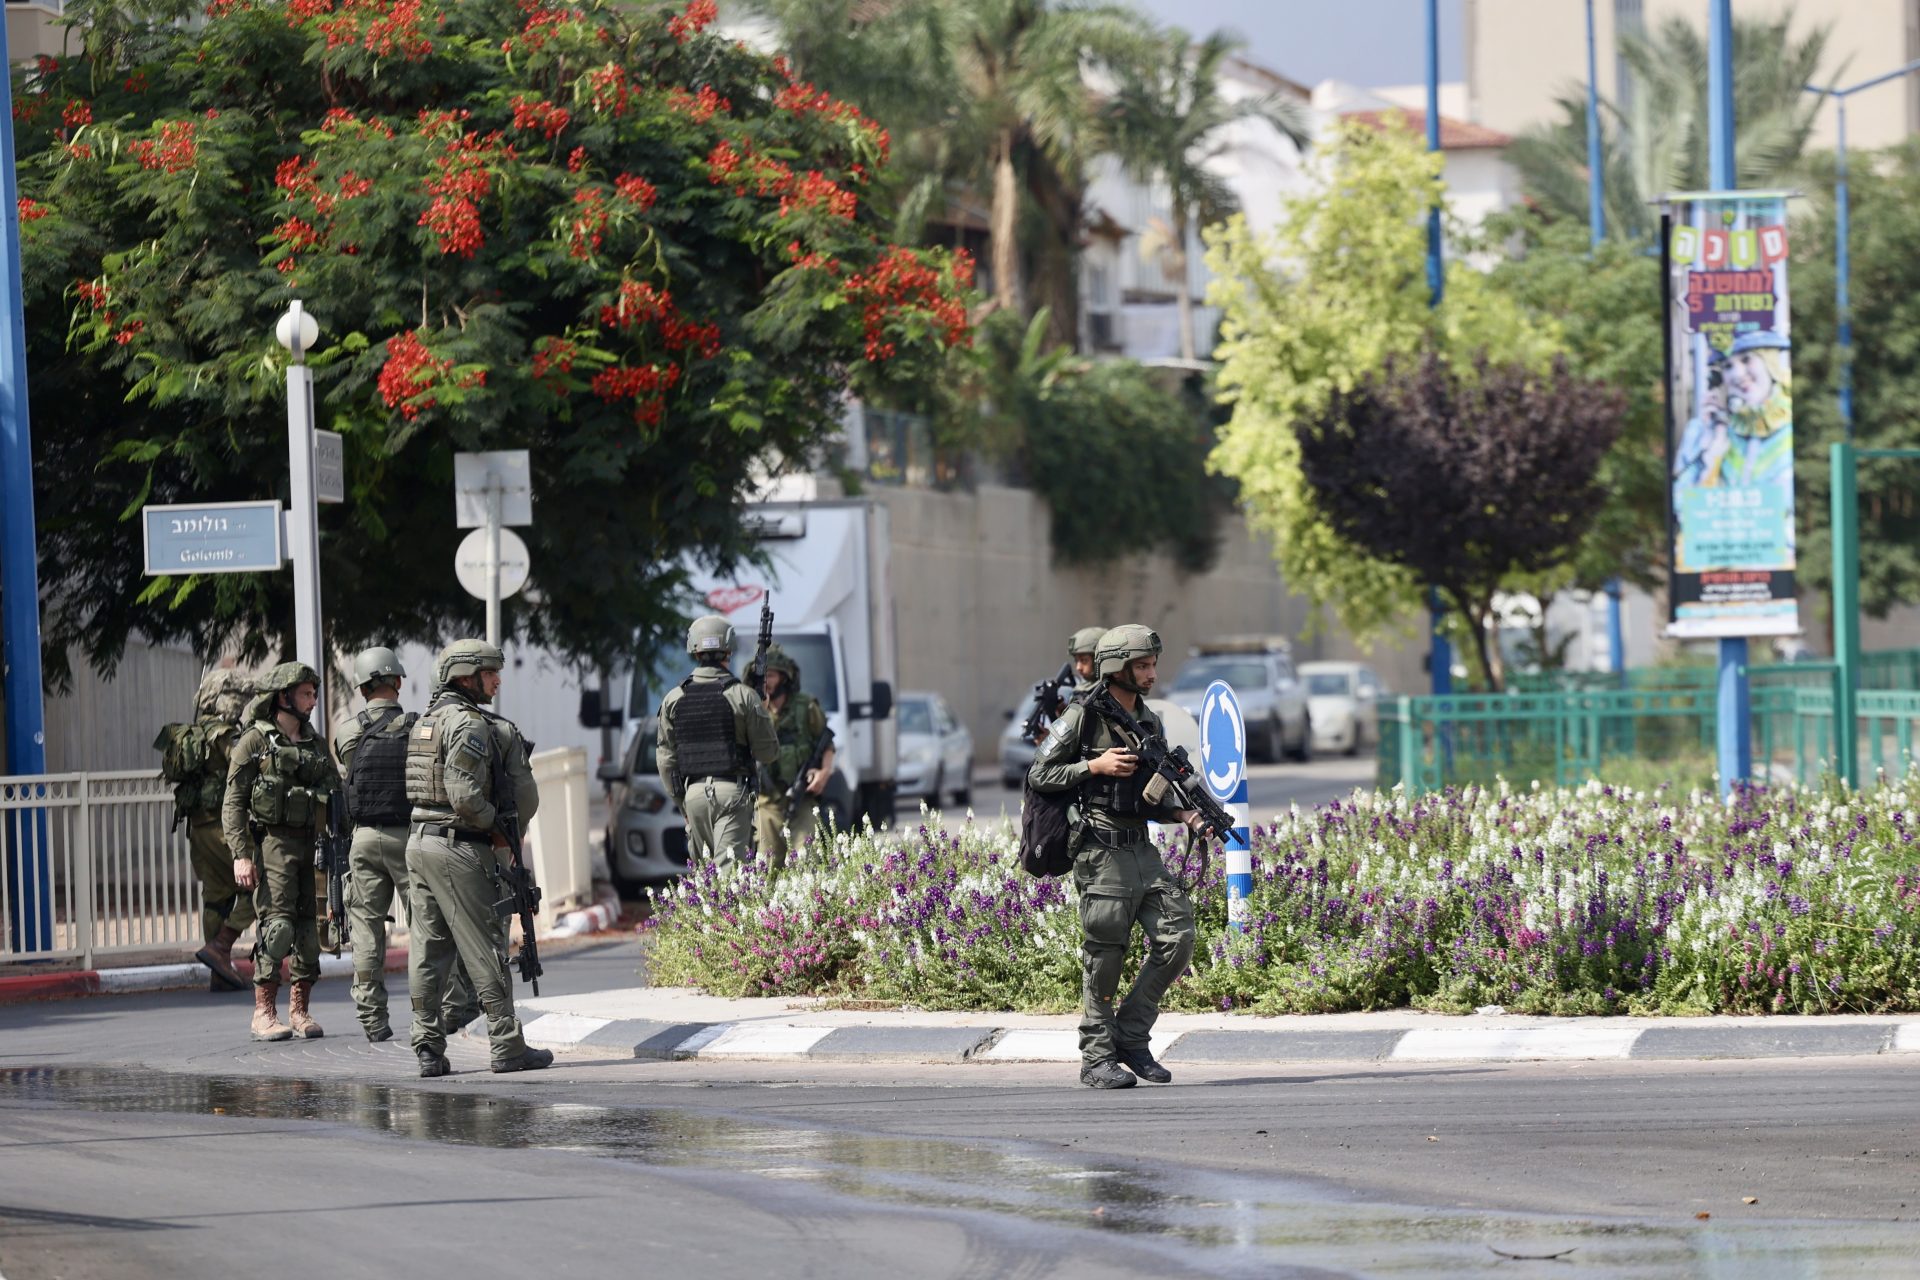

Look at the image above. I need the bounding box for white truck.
[614,498,900,835]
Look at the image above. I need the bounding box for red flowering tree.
[15,0,971,679]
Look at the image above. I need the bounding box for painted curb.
[480,1014,1920,1068]
[548,894,621,939]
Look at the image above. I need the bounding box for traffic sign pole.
[486,485,502,647]
[1198,680,1253,933]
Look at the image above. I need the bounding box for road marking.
[693,1024,836,1057]
[1392,1026,1641,1061]
[520,1013,613,1047]
[1891,1024,1920,1052]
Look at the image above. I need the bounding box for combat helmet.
[764,642,800,690]
[351,646,406,691]
[1068,626,1106,659]
[194,668,255,721]
[1094,624,1161,692]
[434,639,504,689]
[686,615,736,660]
[243,661,321,724]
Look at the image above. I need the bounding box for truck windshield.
[630,631,840,715]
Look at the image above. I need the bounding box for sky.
[1125,0,1466,90]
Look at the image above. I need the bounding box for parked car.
[998,691,1041,789]
[1298,661,1388,755]
[1167,641,1312,763]
[896,691,973,808]
[597,717,692,895]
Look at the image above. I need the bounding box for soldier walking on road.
[333,647,480,1044]
[655,616,778,862]
[1028,625,1201,1090]
[404,640,552,1078]
[224,662,339,1042]
[753,644,835,870]
[1069,627,1105,694]
[156,670,258,992]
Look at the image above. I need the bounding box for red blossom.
[504,4,580,54]
[599,279,671,332]
[128,120,199,173]
[531,336,577,389]
[510,94,571,140]
[61,99,92,129]
[568,187,608,260]
[62,141,95,161]
[377,330,454,418]
[613,173,657,210]
[841,246,973,361]
[566,146,589,173]
[587,64,632,116]
[17,198,49,223]
[779,170,856,221]
[667,85,730,124]
[666,0,717,42]
[419,194,484,257]
[123,71,151,93]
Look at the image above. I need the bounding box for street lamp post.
[275,302,329,718]
[1586,0,1627,679]
[1803,59,1920,441]
[1425,0,1451,698]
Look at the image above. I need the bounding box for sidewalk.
[463,985,1920,1066]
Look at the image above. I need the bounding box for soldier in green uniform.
[1028,624,1201,1090]
[753,644,836,869]
[157,669,258,992]
[404,640,552,1078]
[333,646,480,1043]
[223,662,339,1043]
[655,616,778,862]
[1068,626,1105,693]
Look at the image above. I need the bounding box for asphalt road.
[5,941,1919,1278]
[957,754,1377,824]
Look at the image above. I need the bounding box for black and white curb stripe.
[463,1016,1920,1065]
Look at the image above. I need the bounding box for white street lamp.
[279,300,328,715]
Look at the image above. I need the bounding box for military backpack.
[152,718,233,824]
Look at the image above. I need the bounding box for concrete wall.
[874,484,1427,760]
[37,640,204,775]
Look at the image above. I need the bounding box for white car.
[896,691,973,808]
[1297,661,1388,755]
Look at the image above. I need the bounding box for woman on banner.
[1707,330,1793,489]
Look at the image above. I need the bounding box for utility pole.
[1425,0,1452,699]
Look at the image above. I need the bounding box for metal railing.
[2,771,193,966]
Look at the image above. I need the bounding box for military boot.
[196,925,248,992]
[1079,1060,1137,1090]
[1115,1044,1172,1084]
[491,1047,555,1074]
[250,983,293,1042]
[416,1046,451,1078]
[287,979,324,1039]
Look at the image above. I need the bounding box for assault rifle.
[490,743,545,996]
[749,599,774,694]
[781,728,836,826]
[1021,662,1076,743]
[1082,686,1237,846]
[317,797,351,957]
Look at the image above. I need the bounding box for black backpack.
[1018,705,1090,878]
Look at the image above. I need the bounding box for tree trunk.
[1458,591,1503,693]
[990,129,1021,315]
[1173,209,1196,363]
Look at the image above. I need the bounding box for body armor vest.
[674,677,750,779]
[247,724,335,829]
[346,704,415,827]
[406,693,465,809]
[1077,700,1152,816]
[769,692,823,789]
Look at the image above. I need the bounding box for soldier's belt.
[412,822,491,843]
[1081,823,1151,848]
[684,773,752,786]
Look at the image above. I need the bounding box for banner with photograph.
[1663,193,1800,639]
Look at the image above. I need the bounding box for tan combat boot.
[196,925,247,992]
[250,982,293,1042]
[287,979,324,1039]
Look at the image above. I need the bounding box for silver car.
[1167,646,1312,763]
[597,718,692,895]
[896,691,973,808]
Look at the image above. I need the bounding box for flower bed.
[642,780,1920,1016]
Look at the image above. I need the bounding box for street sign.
[454,450,532,528]
[456,526,530,599]
[1197,680,1253,932]
[142,501,284,576]
[313,429,344,504]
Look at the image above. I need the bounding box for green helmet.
[351,646,405,690]
[260,661,321,694]
[1095,624,1161,687]
[435,639,504,687]
[1068,626,1106,659]
[687,615,736,659]
[194,668,254,719]
[764,643,799,687]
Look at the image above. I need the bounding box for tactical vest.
[407,692,512,810]
[674,677,750,779]
[246,724,335,829]
[769,693,823,789]
[1078,703,1153,816]
[346,704,416,827]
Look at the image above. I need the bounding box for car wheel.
[952,775,972,807]
[929,767,944,810]
[606,829,648,900]
[1345,726,1362,757]
[1290,715,1313,762]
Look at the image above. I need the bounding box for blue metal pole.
[1706,0,1749,794]
[1586,0,1627,677]
[0,16,53,949]
[1835,96,1854,440]
[1425,0,1451,697]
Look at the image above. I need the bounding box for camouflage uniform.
[655,616,778,862]
[161,669,257,990]
[1029,625,1195,1089]
[405,640,549,1076]
[753,646,833,868]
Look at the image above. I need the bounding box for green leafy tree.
[1508,11,1833,241]
[1205,119,1558,643]
[15,0,972,683]
[1098,26,1310,363]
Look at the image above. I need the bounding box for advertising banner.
[1663,192,1800,638]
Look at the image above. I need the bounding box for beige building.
[1465,0,1920,151]
[6,1,78,65]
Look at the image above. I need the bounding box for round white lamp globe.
[275,305,321,355]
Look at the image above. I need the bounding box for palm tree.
[1099,27,1311,362]
[1507,11,1835,240]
